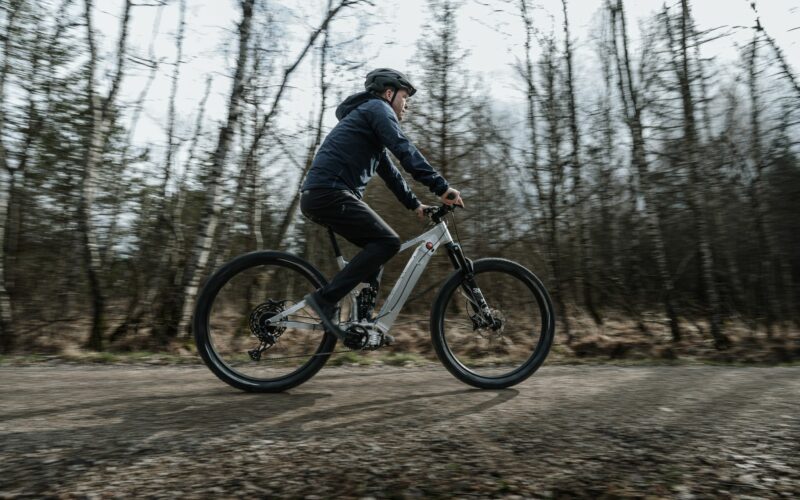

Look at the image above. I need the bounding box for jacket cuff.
[433,180,449,197]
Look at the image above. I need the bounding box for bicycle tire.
[430,258,555,389]
[193,251,337,392]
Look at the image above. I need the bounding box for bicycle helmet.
[364,68,417,97]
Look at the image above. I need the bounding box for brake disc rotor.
[473,308,506,338]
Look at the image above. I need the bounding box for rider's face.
[385,88,410,121]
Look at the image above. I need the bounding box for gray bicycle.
[193,204,555,392]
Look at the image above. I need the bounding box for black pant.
[300,189,401,305]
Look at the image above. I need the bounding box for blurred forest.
[0,0,798,358]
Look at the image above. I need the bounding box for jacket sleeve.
[365,101,449,196]
[377,151,421,210]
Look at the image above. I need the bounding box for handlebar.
[423,203,460,223]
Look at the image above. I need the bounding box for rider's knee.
[383,235,401,256]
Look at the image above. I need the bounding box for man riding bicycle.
[300,68,464,341]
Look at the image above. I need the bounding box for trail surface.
[1,364,799,498]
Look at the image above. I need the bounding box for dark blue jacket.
[301,92,448,210]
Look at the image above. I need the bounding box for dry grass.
[6,309,799,366]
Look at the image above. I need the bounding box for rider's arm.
[377,152,421,210]
[365,101,449,196]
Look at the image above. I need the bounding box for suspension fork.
[445,243,495,324]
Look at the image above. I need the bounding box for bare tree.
[670,0,727,348]
[539,35,572,342]
[148,0,190,341]
[243,0,368,174]
[80,0,133,350]
[562,0,601,325]
[517,0,544,224]
[173,0,368,339]
[609,0,681,341]
[165,0,255,342]
[748,0,800,100]
[589,9,642,327]
[274,0,334,248]
[102,3,164,268]
[209,0,369,269]
[747,33,782,336]
[407,0,477,180]
[0,0,26,351]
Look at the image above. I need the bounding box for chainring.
[343,324,369,350]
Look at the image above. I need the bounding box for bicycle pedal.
[364,331,394,350]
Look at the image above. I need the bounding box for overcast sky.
[92,0,799,173]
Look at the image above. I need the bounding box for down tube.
[374,244,435,333]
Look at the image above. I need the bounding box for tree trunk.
[0,172,13,352]
[0,2,24,352]
[78,98,108,351]
[610,0,681,341]
[562,0,601,326]
[172,0,255,341]
[747,34,781,337]
[675,0,727,348]
[81,0,133,351]
[539,38,571,342]
[148,0,190,340]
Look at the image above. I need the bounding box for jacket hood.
[335,91,381,120]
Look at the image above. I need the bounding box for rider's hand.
[415,204,432,221]
[440,188,464,208]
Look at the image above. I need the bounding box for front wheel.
[430,258,555,389]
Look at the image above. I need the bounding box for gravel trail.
[1,364,799,498]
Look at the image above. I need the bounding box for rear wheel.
[430,258,555,389]
[193,251,337,392]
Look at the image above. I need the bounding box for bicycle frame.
[264,220,456,335]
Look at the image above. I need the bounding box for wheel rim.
[203,261,331,383]
[440,267,549,380]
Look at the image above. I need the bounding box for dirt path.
[1,364,799,498]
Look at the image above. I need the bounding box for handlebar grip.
[445,192,457,200]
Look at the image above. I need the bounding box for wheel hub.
[249,299,287,344]
[472,308,505,337]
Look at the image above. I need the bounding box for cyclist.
[300,68,464,341]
